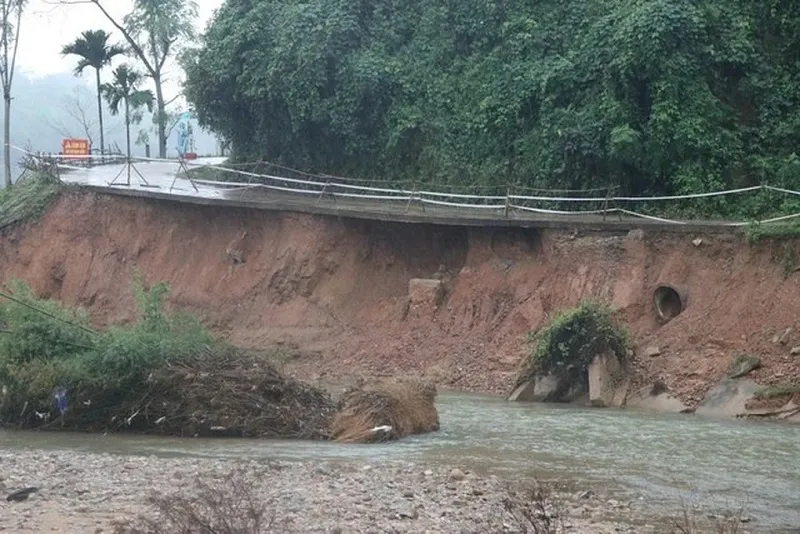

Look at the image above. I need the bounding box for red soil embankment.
[1,191,799,405]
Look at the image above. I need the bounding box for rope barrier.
[420,198,506,209]
[23,148,783,202]
[764,185,800,197]
[511,205,618,216]
[19,147,800,227]
[55,163,91,172]
[617,209,688,225]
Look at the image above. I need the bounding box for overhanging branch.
[52,0,157,77]
[165,93,182,107]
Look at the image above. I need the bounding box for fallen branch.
[737,403,800,419]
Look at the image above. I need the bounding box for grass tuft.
[0,171,62,231]
[745,221,800,244]
[672,497,749,534]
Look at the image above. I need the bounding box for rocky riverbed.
[0,449,678,533]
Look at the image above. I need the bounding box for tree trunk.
[95,68,105,157]
[125,98,131,159]
[125,97,131,185]
[154,74,166,159]
[3,93,11,189]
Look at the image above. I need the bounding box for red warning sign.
[62,138,90,158]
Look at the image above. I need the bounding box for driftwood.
[736,402,800,420]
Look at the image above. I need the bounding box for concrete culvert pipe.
[653,285,687,322]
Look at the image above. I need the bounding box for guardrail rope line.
[16,146,800,228]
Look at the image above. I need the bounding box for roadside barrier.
[16,146,800,228]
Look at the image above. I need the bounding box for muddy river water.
[1,392,798,532]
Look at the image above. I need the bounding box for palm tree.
[101,64,153,175]
[61,29,126,157]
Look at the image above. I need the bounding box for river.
[1,392,798,532]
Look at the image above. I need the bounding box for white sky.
[18,0,223,95]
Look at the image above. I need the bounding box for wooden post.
[405,182,418,213]
[505,184,512,219]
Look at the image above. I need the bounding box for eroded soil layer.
[2,191,799,405]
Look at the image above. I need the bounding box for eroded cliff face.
[2,191,799,403]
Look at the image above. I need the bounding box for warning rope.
[17,147,800,228]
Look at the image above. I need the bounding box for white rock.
[448,468,466,482]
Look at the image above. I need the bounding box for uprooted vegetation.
[0,276,335,438]
[515,301,630,395]
[753,383,800,400]
[743,381,799,419]
[329,378,440,443]
[727,354,761,379]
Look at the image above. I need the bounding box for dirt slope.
[1,191,798,404]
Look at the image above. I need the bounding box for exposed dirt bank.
[1,191,799,407]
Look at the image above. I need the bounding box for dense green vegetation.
[0,277,334,437]
[515,301,630,389]
[0,277,211,429]
[184,0,800,213]
[745,221,800,243]
[0,171,62,230]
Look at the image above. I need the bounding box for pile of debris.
[330,378,440,443]
[6,348,337,440]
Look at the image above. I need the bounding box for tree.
[124,0,198,159]
[0,0,25,189]
[59,0,197,159]
[183,0,800,220]
[101,64,153,163]
[43,86,126,149]
[134,106,184,155]
[44,86,99,146]
[61,29,126,157]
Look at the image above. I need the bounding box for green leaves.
[124,0,198,65]
[516,301,630,388]
[183,0,800,209]
[61,29,126,75]
[0,277,213,417]
[101,63,153,117]
[0,280,94,365]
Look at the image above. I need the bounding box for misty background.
[0,0,226,189]
[6,70,219,185]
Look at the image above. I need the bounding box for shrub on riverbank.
[114,468,275,534]
[0,277,335,438]
[515,301,630,391]
[503,480,565,534]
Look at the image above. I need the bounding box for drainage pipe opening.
[653,285,686,322]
